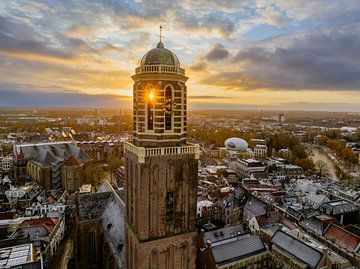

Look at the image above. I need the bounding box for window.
[166,191,174,223]
[165,86,172,130]
[89,229,97,263]
[147,100,154,130]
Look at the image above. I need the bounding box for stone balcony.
[124,142,199,163]
[135,64,185,75]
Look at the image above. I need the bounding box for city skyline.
[1,0,360,111]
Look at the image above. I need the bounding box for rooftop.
[0,243,38,268]
[211,234,266,266]
[271,230,323,268]
[324,223,360,252]
[204,224,247,244]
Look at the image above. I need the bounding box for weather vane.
[157,24,163,42]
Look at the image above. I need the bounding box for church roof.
[63,154,82,166]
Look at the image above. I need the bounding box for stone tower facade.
[125,38,199,269]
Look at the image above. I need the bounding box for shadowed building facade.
[125,37,199,269]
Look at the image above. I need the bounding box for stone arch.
[181,241,190,269]
[166,244,175,269]
[150,164,160,236]
[167,161,175,188]
[149,248,159,269]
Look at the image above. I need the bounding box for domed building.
[140,41,180,67]
[125,34,198,269]
[132,39,188,147]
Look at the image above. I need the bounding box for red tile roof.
[63,154,82,166]
[19,217,60,234]
[324,223,360,252]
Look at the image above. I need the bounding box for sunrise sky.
[1,0,360,111]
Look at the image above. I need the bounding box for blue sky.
[1,0,360,111]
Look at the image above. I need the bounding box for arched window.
[166,245,174,269]
[165,86,172,130]
[150,165,159,236]
[181,241,189,269]
[147,100,154,130]
[149,249,159,269]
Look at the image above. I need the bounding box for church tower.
[125,29,199,269]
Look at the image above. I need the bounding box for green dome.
[141,42,180,67]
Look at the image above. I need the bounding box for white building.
[197,199,214,218]
[253,145,267,158]
[237,159,266,175]
[25,202,74,216]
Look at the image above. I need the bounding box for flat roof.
[0,243,36,268]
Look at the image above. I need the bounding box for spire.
[156,24,164,48]
[158,24,163,42]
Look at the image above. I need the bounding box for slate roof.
[76,181,126,268]
[20,142,91,166]
[286,207,303,220]
[244,195,268,219]
[300,215,335,235]
[211,234,266,266]
[271,230,323,269]
[299,208,320,219]
[19,142,90,189]
[204,224,247,244]
[220,194,241,211]
[320,200,359,215]
[306,193,329,205]
[101,190,125,268]
[77,192,112,221]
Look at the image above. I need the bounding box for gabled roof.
[271,230,323,268]
[255,211,282,228]
[20,142,91,166]
[300,215,335,235]
[324,223,360,252]
[244,195,268,218]
[63,154,82,166]
[220,194,241,211]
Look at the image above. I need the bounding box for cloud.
[204,44,229,62]
[190,62,208,71]
[188,95,229,99]
[0,0,360,111]
[0,86,131,108]
[199,24,360,91]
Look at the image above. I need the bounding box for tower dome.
[140,41,180,67]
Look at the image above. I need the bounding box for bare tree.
[315,160,330,179]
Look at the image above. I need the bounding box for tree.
[108,158,124,171]
[315,160,330,178]
[83,162,105,187]
[294,158,315,174]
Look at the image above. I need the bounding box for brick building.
[124,35,199,269]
